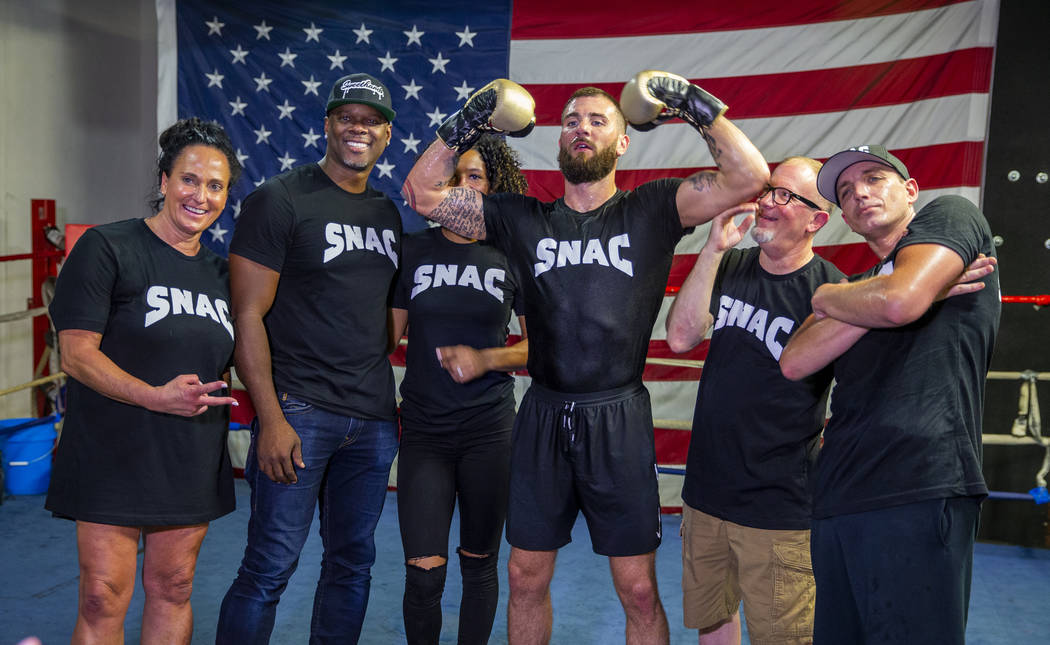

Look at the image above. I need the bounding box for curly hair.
[149,117,242,213]
[465,134,528,195]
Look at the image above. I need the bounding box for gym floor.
[2,479,1049,644]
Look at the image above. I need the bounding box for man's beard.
[558,143,618,184]
[750,226,775,244]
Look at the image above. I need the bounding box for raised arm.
[619,70,769,228]
[229,253,304,484]
[665,204,755,353]
[402,79,535,240]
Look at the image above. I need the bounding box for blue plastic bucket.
[1,417,57,495]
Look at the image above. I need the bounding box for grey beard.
[750,227,775,244]
[558,145,618,184]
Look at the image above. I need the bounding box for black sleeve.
[49,228,118,333]
[228,179,296,273]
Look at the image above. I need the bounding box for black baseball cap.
[326,73,396,122]
[816,145,910,206]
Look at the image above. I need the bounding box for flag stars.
[230,44,249,64]
[429,52,450,74]
[302,75,322,96]
[400,133,421,154]
[277,152,297,171]
[456,26,477,47]
[303,22,323,42]
[426,107,448,127]
[276,100,297,120]
[328,50,348,70]
[229,96,248,116]
[206,69,225,88]
[375,160,395,179]
[278,47,298,68]
[254,125,272,144]
[254,177,267,188]
[253,21,273,40]
[253,72,273,92]
[454,80,476,100]
[301,128,322,148]
[206,16,225,36]
[401,79,422,100]
[378,51,398,73]
[235,149,249,165]
[403,25,424,46]
[353,23,373,44]
[231,200,242,219]
[208,222,229,244]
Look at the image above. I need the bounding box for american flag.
[163,0,998,510]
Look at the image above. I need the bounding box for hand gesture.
[704,203,755,254]
[149,375,238,417]
[436,345,486,383]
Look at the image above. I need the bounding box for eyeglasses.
[759,185,821,210]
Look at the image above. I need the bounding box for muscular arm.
[665,204,755,353]
[779,314,869,381]
[437,316,529,383]
[229,253,304,483]
[59,330,237,416]
[780,246,994,380]
[402,140,488,240]
[811,244,966,328]
[676,117,769,228]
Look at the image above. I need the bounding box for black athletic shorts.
[506,381,662,557]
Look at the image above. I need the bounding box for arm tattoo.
[701,126,724,163]
[429,187,486,239]
[687,170,720,194]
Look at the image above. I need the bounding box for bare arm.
[665,204,755,353]
[437,316,529,384]
[676,117,769,228]
[229,253,304,483]
[389,307,408,355]
[779,313,869,381]
[59,330,237,416]
[780,249,995,381]
[811,244,967,328]
[402,140,488,240]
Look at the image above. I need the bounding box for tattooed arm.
[675,116,769,228]
[402,139,488,240]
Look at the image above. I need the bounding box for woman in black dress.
[45,118,241,643]
[393,135,529,644]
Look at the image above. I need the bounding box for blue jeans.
[216,393,399,644]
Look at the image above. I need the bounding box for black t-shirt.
[45,219,235,525]
[483,179,686,392]
[230,163,402,420]
[814,195,1000,518]
[681,247,844,530]
[393,227,523,432]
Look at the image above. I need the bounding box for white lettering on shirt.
[322,222,399,268]
[713,295,794,360]
[144,285,233,339]
[532,233,633,277]
[410,264,506,302]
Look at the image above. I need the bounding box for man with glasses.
[665,156,842,644]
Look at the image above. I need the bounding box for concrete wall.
[0,0,157,417]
